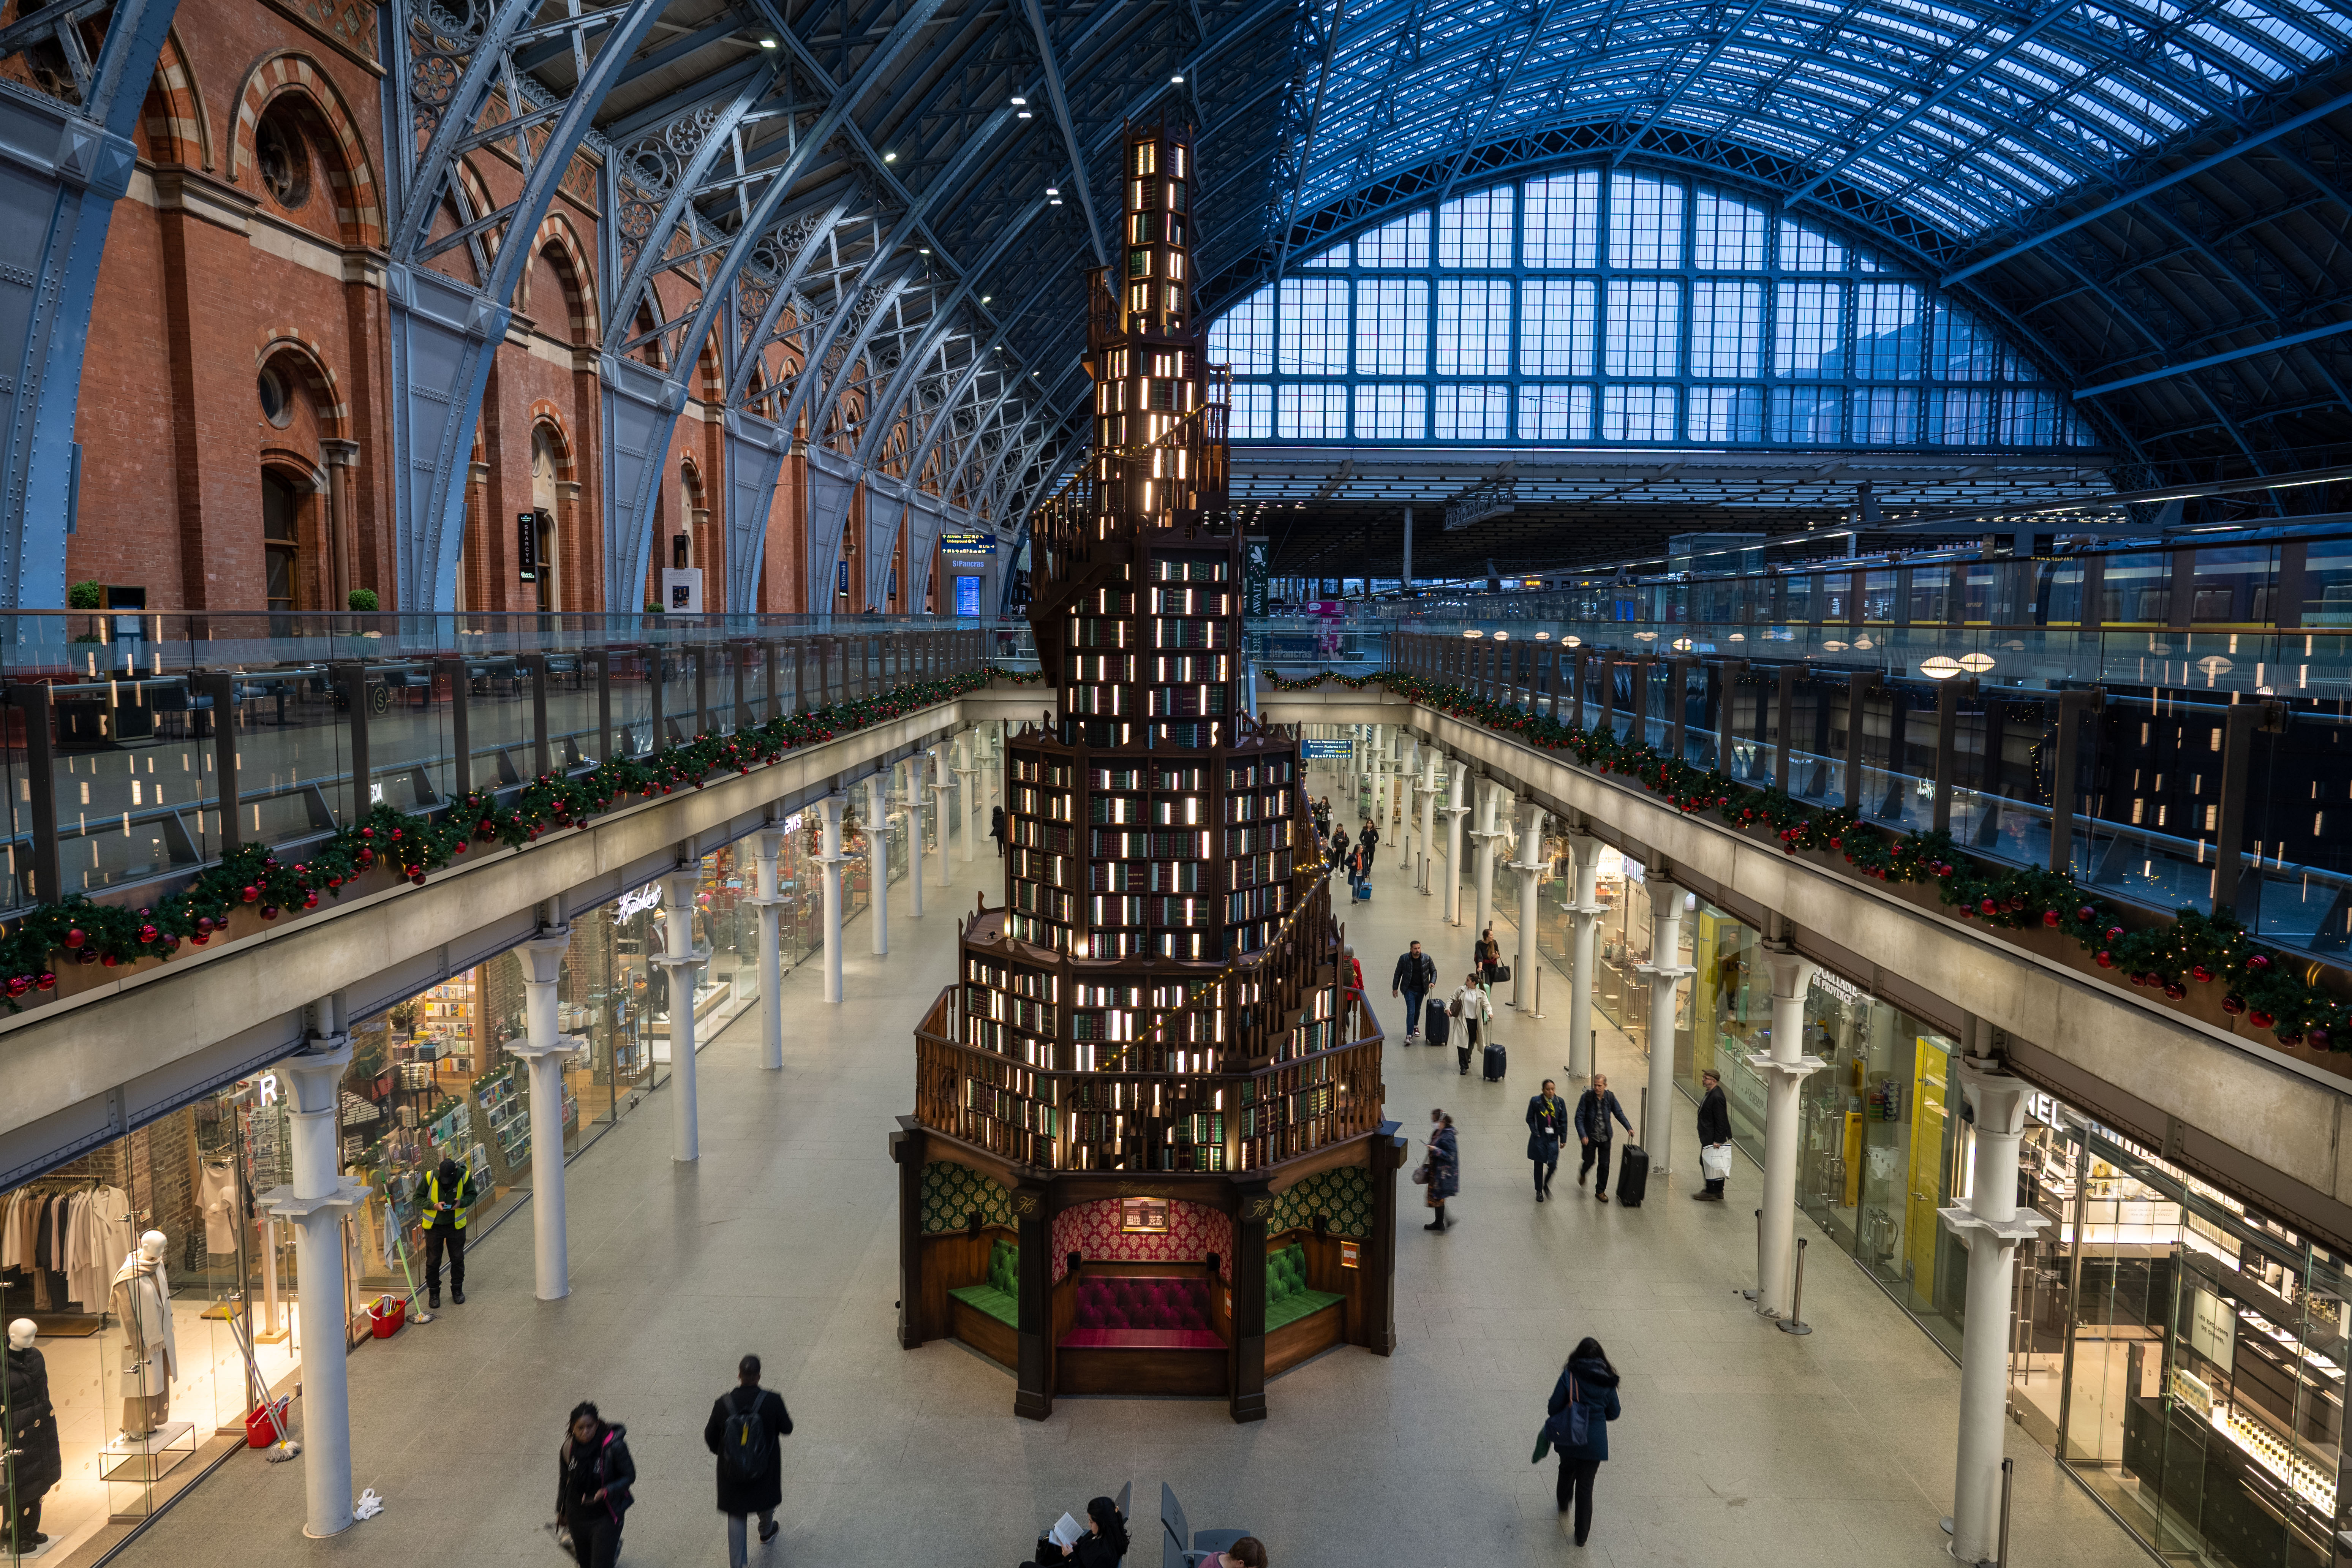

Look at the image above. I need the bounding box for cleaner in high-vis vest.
[423,1156,477,1308]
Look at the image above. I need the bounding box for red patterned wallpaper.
[1051,1199,1233,1282]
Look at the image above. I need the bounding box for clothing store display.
[109,1246,175,1437]
[198,1159,240,1254]
[5,1341,60,1552]
[3,1184,134,1316]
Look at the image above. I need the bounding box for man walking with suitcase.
[1575,1074,1633,1202]
[1392,941,1437,1044]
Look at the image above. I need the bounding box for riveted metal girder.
[384,0,665,613]
[0,0,178,609]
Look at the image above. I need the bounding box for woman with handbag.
[1542,1338,1622,1546]
[1419,1110,1459,1231]
[1476,926,1502,985]
[1450,972,1491,1076]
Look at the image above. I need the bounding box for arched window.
[1205,167,2098,452]
[529,427,561,612]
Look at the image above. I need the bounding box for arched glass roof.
[1206,164,2101,451]
[1282,0,2352,245]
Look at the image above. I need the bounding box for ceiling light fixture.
[1170,73,1185,83]
[882,151,897,162]
[759,35,777,47]
[1010,95,1027,105]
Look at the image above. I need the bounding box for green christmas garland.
[0,667,1003,1001]
[1287,669,2349,1050]
[1263,669,1381,691]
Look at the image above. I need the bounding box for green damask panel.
[921,1161,1013,1233]
[1268,1165,1373,1238]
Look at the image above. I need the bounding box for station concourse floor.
[111,809,2151,1568]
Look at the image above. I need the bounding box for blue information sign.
[1301,739,1353,759]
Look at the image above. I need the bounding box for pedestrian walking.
[1329,825,1350,869]
[705,1354,793,1567]
[1574,1074,1634,1202]
[990,805,1007,855]
[1475,926,1502,985]
[1449,971,1491,1075]
[1391,940,1437,1043]
[1360,819,1380,861]
[1542,1338,1622,1547]
[1525,1079,1568,1201]
[1694,1068,1733,1201]
[1420,1110,1458,1231]
[558,1402,635,1568]
[422,1155,476,1307]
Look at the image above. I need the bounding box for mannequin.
[109,1230,176,1438]
[6,1318,60,1553]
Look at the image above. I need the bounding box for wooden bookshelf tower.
[891,122,1400,1423]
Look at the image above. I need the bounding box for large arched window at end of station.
[1205,165,2103,454]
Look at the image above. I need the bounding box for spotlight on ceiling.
[759,35,776,47]
[882,151,897,162]
[1170,73,1184,83]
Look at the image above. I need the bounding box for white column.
[1441,762,1469,925]
[958,730,980,863]
[746,829,786,1070]
[866,771,890,955]
[1395,738,1416,869]
[507,928,575,1299]
[1507,803,1547,1010]
[817,795,849,1004]
[657,867,708,1162]
[1750,944,1824,1320]
[904,753,927,918]
[928,743,956,887]
[1638,885,1693,1171]
[1944,1059,2047,1565]
[1468,779,1503,939]
[1417,748,1438,893]
[1564,833,1604,1078]
[259,1034,366,1539]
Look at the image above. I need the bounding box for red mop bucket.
[247,1396,291,1447]
[367,1293,407,1339]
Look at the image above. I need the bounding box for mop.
[226,1302,299,1462]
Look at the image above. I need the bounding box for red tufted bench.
[1059,1274,1223,1349]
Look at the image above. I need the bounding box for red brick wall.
[65,0,845,616]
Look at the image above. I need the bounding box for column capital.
[1759,942,1816,1001]
[258,1178,371,1219]
[280,1038,353,1109]
[1954,1057,2037,1135]
[1938,1204,2048,1246]
[1744,1048,1827,1081]
[507,1034,586,1062]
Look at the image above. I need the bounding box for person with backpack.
[1542,1338,1622,1546]
[705,1353,793,1567]
[1449,971,1491,1076]
[1575,1073,1634,1202]
[1391,940,1437,1043]
[558,1402,635,1568]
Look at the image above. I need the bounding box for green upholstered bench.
[1264,1242,1344,1332]
[948,1238,1021,1327]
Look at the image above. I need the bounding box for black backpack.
[719,1390,767,1481]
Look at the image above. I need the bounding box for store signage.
[1301,739,1352,758]
[257,1072,280,1106]
[940,530,995,557]
[617,881,662,921]
[1244,537,1270,617]
[1812,968,1867,1005]
[517,511,542,582]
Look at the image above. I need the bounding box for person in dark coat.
[1392,941,1437,1043]
[558,1402,635,1568]
[1525,1080,1568,1201]
[1021,1493,1130,1567]
[5,1321,62,1554]
[705,1353,793,1566]
[1695,1067,1732,1200]
[1422,1110,1459,1231]
[990,805,1008,855]
[1575,1073,1634,1202]
[1545,1337,1623,1546]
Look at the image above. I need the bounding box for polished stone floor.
[112,804,2151,1568]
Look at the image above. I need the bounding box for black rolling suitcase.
[1615,1144,1651,1207]
[1482,1041,1506,1081]
[1425,997,1450,1050]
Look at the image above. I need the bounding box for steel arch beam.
[597,0,951,610]
[0,0,180,608]
[383,0,666,613]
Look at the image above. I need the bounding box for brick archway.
[139,28,213,170]
[230,52,383,247]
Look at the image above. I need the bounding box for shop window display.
[0,1061,324,1564]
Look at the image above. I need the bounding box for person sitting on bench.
[1023,1495,1129,1568]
